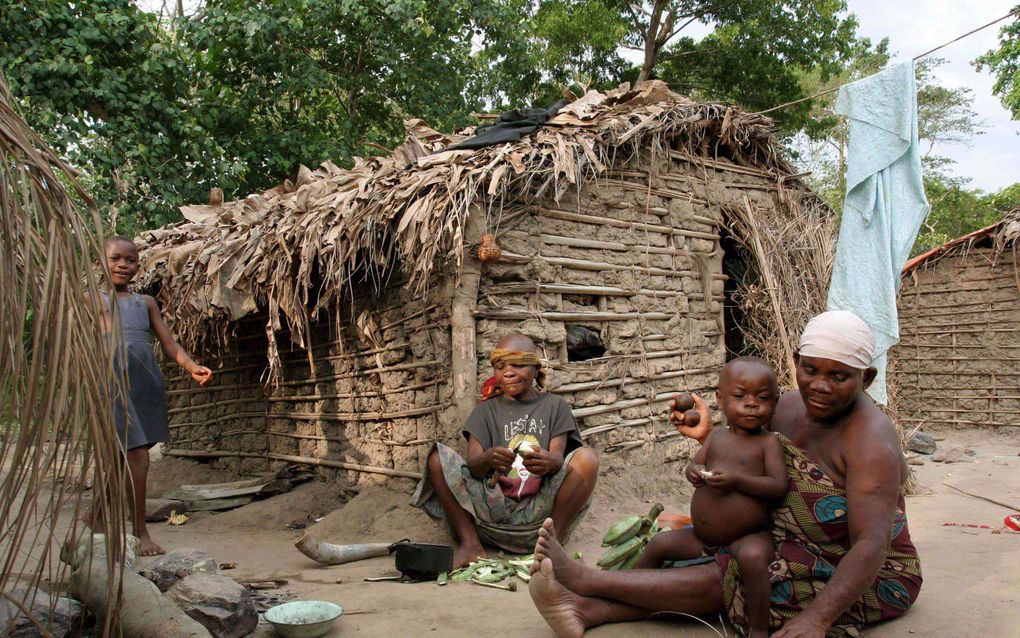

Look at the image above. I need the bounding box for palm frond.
[0,73,127,634]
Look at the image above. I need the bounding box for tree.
[975,8,1020,120]
[527,0,859,131]
[0,0,225,232]
[914,179,1020,253]
[1,0,532,234]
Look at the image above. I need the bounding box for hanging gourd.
[477,233,502,263]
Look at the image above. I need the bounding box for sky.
[849,0,1019,192]
[142,0,1018,192]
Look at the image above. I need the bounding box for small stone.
[907,432,937,455]
[167,573,258,638]
[0,588,87,638]
[146,498,188,522]
[908,457,925,466]
[140,547,219,592]
[931,446,968,463]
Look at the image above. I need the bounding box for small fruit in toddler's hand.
[682,409,701,427]
[674,392,695,412]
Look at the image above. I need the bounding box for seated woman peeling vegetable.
[412,333,599,568]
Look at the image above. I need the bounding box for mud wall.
[472,145,786,469]
[891,246,1020,428]
[164,316,271,475]
[265,283,451,484]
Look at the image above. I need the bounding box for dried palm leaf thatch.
[995,206,1020,292]
[1,74,127,632]
[136,81,795,381]
[725,193,837,389]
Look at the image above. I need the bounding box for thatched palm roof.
[137,80,795,360]
[902,207,1020,274]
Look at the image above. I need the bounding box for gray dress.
[105,292,170,450]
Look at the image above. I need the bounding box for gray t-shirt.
[463,392,582,454]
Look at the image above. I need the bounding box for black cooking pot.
[388,540,454,580]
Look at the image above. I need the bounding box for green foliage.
[517,0,859,132]
[0,1,216,233]
[914,179,1020,255]
[975,7,1020,119]
[1,0,530,234]
[656,0,858,132]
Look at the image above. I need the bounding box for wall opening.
[566,325,606,361]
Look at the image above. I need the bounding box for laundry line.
[754,7,1020,116]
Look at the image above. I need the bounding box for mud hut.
[136,81,830,485]
[891,209,1020,429]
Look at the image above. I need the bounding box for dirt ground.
[131,426,1020,637]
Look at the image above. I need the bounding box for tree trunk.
[636,0,675,85]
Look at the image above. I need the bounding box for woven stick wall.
[892,245,1020,429]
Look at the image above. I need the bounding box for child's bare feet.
[530,558,587,638]
[534,519,584,592]
[137,533,165,557]
[454,541,485,569]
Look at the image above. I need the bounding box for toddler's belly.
[691,488,769,547]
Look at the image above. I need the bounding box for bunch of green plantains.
[597,503,665,570]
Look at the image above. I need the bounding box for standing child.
[637,356,786,638]
[90,235,212,556]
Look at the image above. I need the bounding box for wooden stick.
[554,367,717,394]
[668,151,773,177]
[499,251,727,281]
[535,207,721,241]
[266,452,422,479]
[571,391,678,419]
[277,359,440,387]
[480,281,723,301]
[169,411,266,429]
[897,418,1018,427]
[541,233,687,256]
[943,482,1020,511]
[452,210,484,428]
[475,309,673,322]
[266,380,443,402]
[163,449,266,459]
[169,397,261,416]
[268,404,445,422]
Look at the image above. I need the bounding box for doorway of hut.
[720,229,748,360]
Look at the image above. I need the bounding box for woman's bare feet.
[529,558,588,638]
[454,541,486,569]
[534,518,586,592]
[137,533,165,557]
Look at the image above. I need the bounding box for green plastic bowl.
[264,600,344,638]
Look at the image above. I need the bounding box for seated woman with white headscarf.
[527,310,922,638]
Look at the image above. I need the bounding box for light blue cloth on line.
[828,62,929,404]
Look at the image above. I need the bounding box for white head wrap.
[798,311,875,369]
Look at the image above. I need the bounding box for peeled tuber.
[682,409,701,427]
[674,392,695,412]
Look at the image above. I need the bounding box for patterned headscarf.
[483,348,546,400]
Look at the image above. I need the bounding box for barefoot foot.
[137,535,165,557]
[453,542,485,569]
[530,558,588,638]
[534,519,585,592]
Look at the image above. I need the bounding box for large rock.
[140,548,219,592]
[907,432,937,455]
[0,588,88,638]
[166,573,258,638]
[146,498,189,522]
